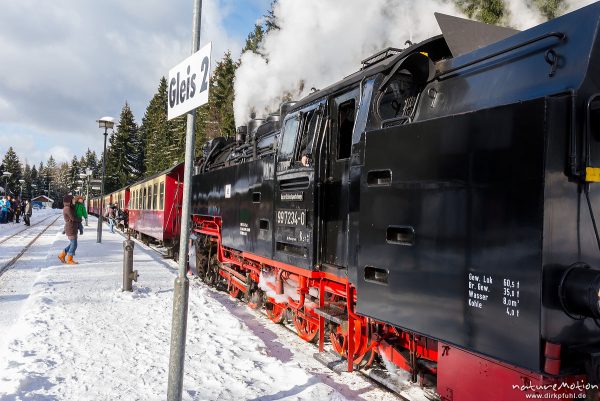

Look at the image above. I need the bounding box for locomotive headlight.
[559,263,600,319]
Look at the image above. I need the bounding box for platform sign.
[167,42,212,120]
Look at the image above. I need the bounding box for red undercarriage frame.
[192,216,591,401]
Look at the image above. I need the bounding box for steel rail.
[0,215,61,277]
[0,214,58,245]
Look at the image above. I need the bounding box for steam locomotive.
[94,4,600,400]
[189,5,600,400]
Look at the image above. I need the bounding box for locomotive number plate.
[276,209,306,227]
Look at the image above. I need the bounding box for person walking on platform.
[106,203,116,233]
[14,198,21,223]
[23,199,32,226]
[58,194,81,265]
[0,196,7,224]
[74,196,88,235]
[6,195,14,223]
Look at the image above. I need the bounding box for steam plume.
[234,0,598,125]
[233,0,463,125]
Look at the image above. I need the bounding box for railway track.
[0,214,58,245]
[0,215,61,278]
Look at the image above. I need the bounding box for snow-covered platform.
[0,215,396,401]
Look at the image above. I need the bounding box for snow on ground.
[0,216,397,401]
[0,208,57,240]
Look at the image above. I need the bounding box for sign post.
[167,1,209,400]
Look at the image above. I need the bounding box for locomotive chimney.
[559,264,600,318]
[247,118,264,142]
[236,126,247,143]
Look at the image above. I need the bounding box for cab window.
[377,74,417,122]
[277,116,299,171]
[338,99,356,160]
[297,110,318,166]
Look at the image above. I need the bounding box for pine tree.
[533,0,565,19]
[82,149,102,177]
[35,162,44,197]
[211,52,237,139]
[131,122,146,180]
[105,102,138,192]
[1,147,22,197]
[53,162,70,206]
[68,156,80,193]
[141,77,170,175]
[44,156,57,201]
[456,0,505,24]
[265,1,279,33]
[23,163,32,198]
[243,24,265,55]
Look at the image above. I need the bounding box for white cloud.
[0,0,242,164]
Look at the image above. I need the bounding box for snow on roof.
[31,195,54,202]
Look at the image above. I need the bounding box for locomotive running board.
[313,351,433,401]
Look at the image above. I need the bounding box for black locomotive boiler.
[189,5,600,400]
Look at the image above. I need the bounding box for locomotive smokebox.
[236,126,247,143]
[560,264,600,319]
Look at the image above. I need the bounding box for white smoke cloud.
[504,0,545,29]
[564,0,597,12]
[233,0,464,125]
[233,0,599,126]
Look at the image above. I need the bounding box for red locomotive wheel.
[265,300,286,324]
[293,309,319,343]
[330,320,376,369]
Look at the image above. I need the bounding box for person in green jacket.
[74,196,88,235]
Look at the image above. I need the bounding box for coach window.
[338,99,355,160]
[277,115,299,171]
[159,182,165,210]
[149,185,153,210]
[143,187,147,210]
[153,183,158,210]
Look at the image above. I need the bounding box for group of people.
[105,203,126,234]
[0,195,32,225]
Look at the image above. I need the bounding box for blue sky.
[0,0,271,167]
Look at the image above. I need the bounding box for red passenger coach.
[111,187,130,213]
[128,163,184,257]
[88,196,102,216]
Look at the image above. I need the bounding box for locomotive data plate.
[276,209,306,227]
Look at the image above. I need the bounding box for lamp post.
[96,116,114,243]
[2,171,12,195]
[18,179,25,199]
